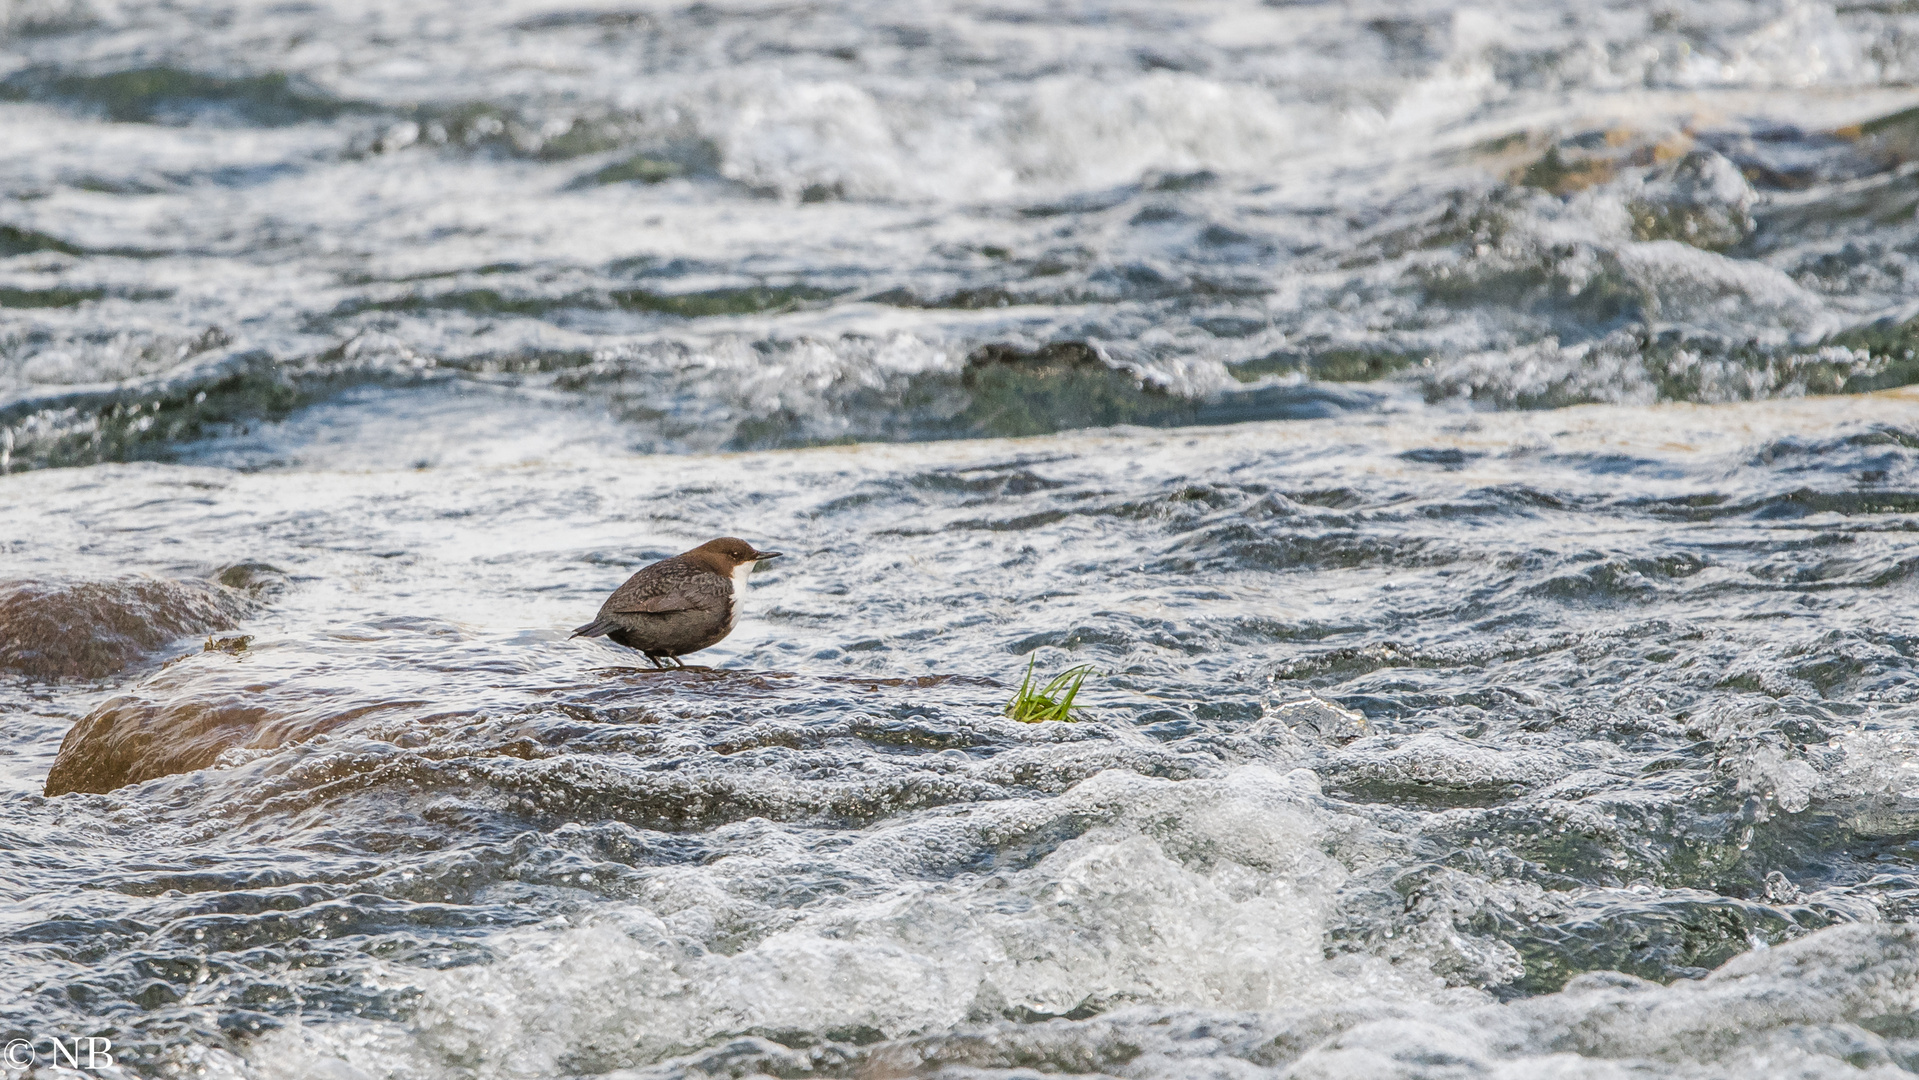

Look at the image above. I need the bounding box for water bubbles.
[377,121,420,153]
[2,3,1917,1071]
[1762,871,1800,905]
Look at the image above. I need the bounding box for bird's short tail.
[571,617,617,639]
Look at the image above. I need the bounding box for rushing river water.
[6,1,1919,1077]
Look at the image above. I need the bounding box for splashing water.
[5,1,1919,1077]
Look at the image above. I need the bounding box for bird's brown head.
[685,537,783,572]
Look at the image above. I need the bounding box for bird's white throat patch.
[727,561,753,630]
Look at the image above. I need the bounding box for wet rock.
[0,575,254,680]
[214,561,291,597]
[957,342,1197,436]
[38,651,1054,799]
[44,687,280,797]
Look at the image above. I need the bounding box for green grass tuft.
[1004,657,1095,723]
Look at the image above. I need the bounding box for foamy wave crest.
[241,765,1919,1079]
[245,767,1402,1076]
[685,71,1320,203]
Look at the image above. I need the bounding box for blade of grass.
[1006,655,1041,721]
[1006,661,1095,722]
[1051,666,1090,718]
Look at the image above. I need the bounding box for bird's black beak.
[752,550,783,562]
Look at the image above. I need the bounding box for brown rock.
[44,690,276,796]
[0,576,254,680]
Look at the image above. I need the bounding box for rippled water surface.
[6,1,1919,1077]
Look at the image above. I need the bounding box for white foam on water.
[2,389,1915,1076]
[1618,240,1822,336]
[1329,733,1619,792]
[8,0,1919,1062]
[245,766,1432,1077]
[238,756,1919,1079]
[247,881,1919,1079]
[7,0,1919,436]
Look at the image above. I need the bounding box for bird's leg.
[671,655,687,668]
[648,654,667,669]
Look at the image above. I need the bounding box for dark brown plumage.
[570,537,782,667]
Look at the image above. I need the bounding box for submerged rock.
[0,575,254,680]
[43,684,277,796]
[956,341,1198,437]
[40,633,1143,798]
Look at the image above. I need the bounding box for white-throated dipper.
[571,537,782,667]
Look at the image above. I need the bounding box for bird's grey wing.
[602,559,724,615]
[610,593,698,614]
